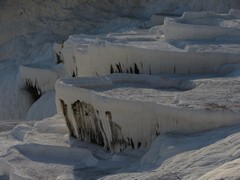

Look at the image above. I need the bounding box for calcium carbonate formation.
[55,74,240,152]
[20,9,240,152]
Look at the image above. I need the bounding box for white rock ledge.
[163,9,240,41]
[62,31,240,78]
[55,74,240,152]
[20,64,59,96]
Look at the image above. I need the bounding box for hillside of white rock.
[1,0,240,179]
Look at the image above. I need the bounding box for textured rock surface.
[62,31,240,77]
[56,74,240,152]
[1,0,240,120]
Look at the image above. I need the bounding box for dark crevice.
[138,142,141,148]
[115,63,123,73]
[24,79,41,101]
[110,65,114,74]
[56,53,63,64]
[134,63,139,74]
[72,71,76,77]
[130,139,135,149]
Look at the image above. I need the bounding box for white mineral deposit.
[1,0,240,179]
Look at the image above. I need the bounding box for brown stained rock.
[72,100,104,146]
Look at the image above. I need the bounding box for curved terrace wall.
[62,39,240,77]
[163,10,240,41]
[56,74,240,152]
